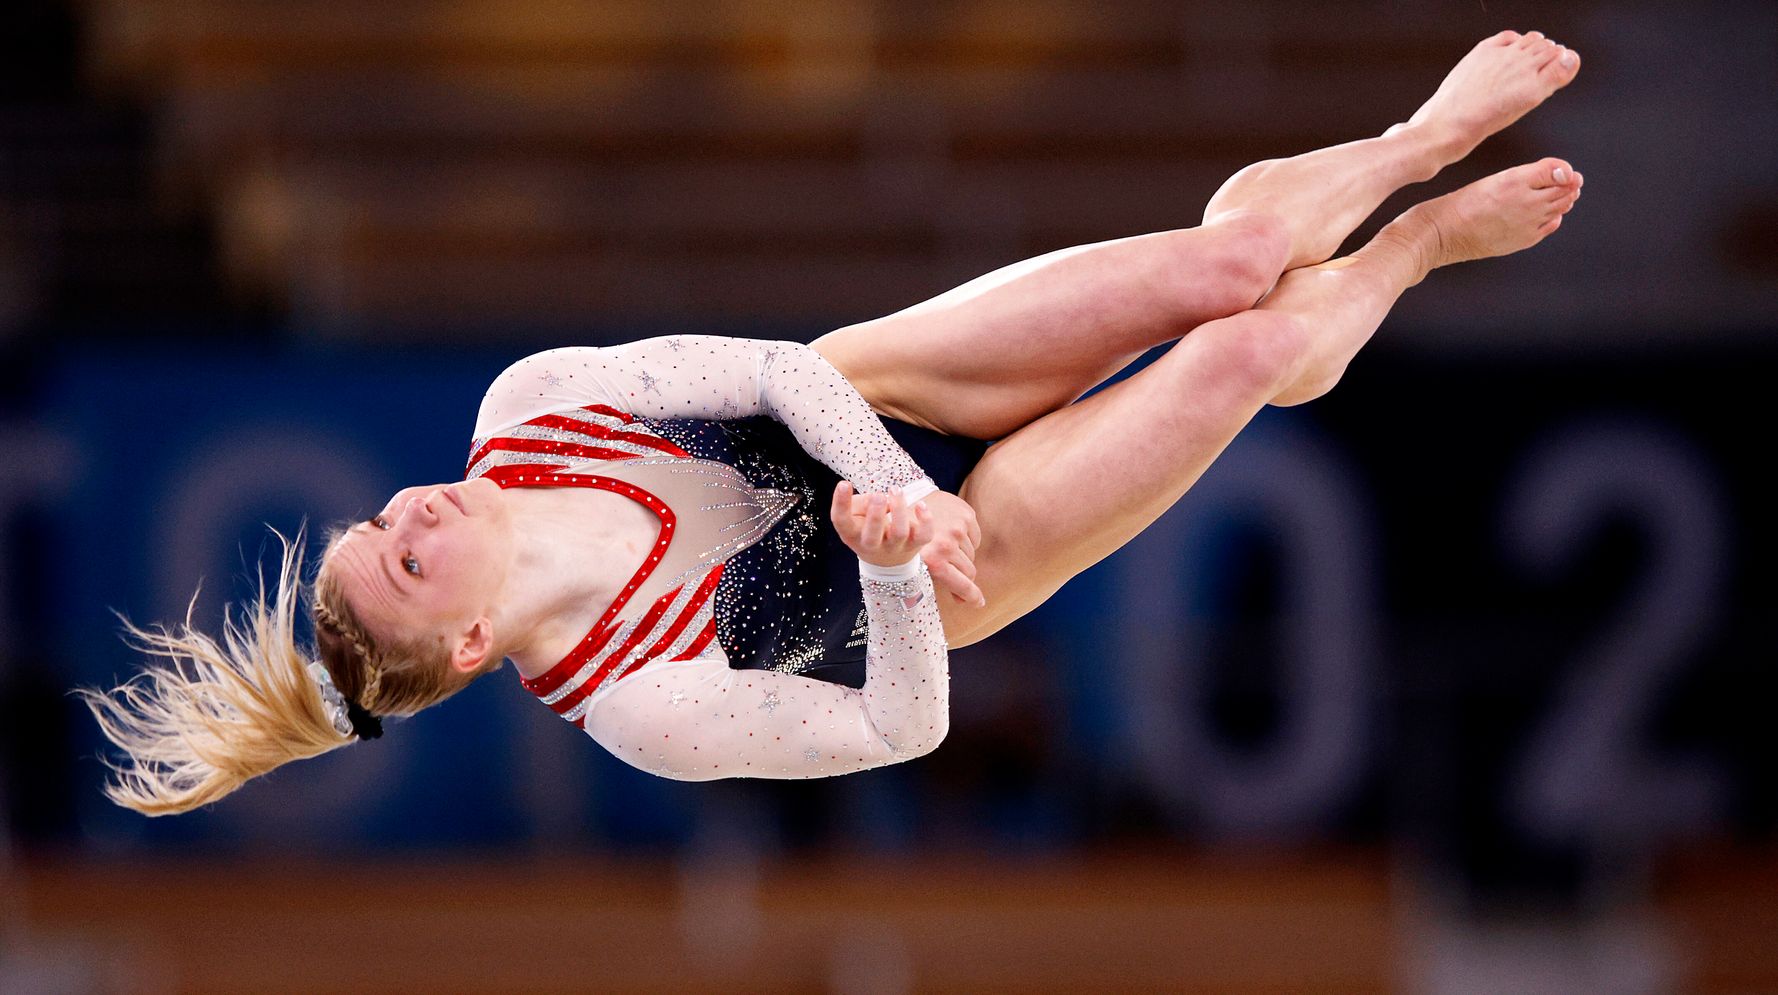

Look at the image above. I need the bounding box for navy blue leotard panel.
[639,414,989,688]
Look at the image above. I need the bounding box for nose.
[400,492,440,527]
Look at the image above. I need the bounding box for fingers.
[919,523,983,608]
[920,533,975,579]
[892,495,932,551]
[838,486,955,575]
[862,491,926,555]
[929,558,986,608]
[860,491,891,555]
[830,480,861,546]
[831,480,855,522]
[912,499,936,545]
[923,541,986,608]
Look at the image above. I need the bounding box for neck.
[486,486,663,680]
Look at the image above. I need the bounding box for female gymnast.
[86,31,1582,813]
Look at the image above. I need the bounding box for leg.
[813,213,1290,440]
[816,31,1581,442]
[935,158,1583,647]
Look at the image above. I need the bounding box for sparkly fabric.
[474,339,931,496]
[467,336,968,778]
[583,562,948,780]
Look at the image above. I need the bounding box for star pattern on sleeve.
[472,336,933,496]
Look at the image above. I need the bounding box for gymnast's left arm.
[480,337,936,500]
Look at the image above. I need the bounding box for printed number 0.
[1119,427,1376,837]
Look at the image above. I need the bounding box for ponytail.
[79,530,350,816]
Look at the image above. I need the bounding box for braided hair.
[308,522,499,721]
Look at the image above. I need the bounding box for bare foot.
[1395,31,1582,161]
[1395,157,1584,276]
[1266,157,1580,407]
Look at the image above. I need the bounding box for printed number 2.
[1502,417,1729,848]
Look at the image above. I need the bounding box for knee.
[1270,362,1345,407]
[1204,311,1311,396]
[1194,211,1291,315]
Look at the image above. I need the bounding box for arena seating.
[79,0,1555,330]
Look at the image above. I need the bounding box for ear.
[451,617,496,673]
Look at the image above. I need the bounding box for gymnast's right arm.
[582,487,950,780]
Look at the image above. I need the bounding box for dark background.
[1,1,1772,991]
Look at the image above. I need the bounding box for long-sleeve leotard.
[472,336,950,779]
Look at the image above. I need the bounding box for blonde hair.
[80,526,497,817]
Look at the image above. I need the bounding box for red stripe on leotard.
[543,585,681,717]
[543,563,726,717]
[528,414,689,457]
[486,464,678,698]
[466,436,659,470]
[615,566,726,682]
[677,617,719,662]
[580,403,636,424]
[464,404,684,474]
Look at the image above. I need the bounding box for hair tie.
[344,699,384,740]
[306,662,382,741]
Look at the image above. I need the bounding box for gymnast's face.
[328,477,512,668]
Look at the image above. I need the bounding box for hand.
[846,486,984,608]
[911,490,984,608]
[831,481,933,569]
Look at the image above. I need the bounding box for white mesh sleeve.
[582,560,949,780]
[473,337,933,496]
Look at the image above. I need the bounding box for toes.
[1537,216,1564,237]
[1539,178,1582,213]
[1519,30,1546,47]
[1541,44,1582,83]
[1529,158,1575,189]
[1493,30,1521,45]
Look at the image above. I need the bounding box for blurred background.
[1,0,1773,991]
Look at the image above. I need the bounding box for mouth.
[442,487,467,515]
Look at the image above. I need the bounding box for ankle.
[1383,121,1467,179]
[1366,213,1440,287]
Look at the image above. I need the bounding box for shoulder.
[473,347,625,437]
[482,347,621,400]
